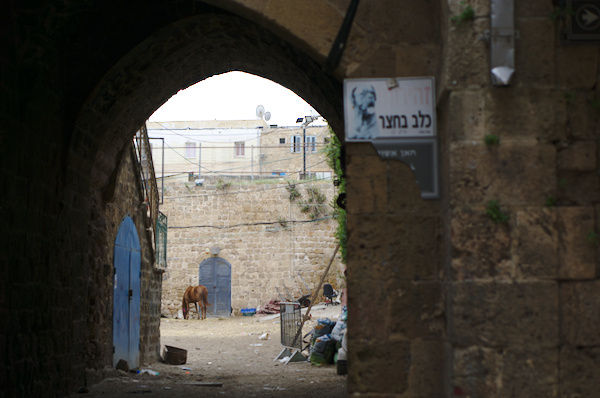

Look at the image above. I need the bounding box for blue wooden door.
[113,217,141,369]
[199,257,231,317]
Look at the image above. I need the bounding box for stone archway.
[74,12,344,197]
[70,4,444,395]
[4,1,446,396]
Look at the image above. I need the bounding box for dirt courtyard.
[71,305,346,397]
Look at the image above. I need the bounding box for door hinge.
[129,289,133,300]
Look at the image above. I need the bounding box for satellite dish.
[264,111,271,121]
[256,105,265,118]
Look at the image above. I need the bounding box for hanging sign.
[344,77,436,140]
[344,77,439,199]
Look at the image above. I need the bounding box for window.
[306,136,317,153]
[185,142,196,158]
[279,138,286,144]
[235,142,245,157]
[291,136,317,153]
[291,135,302,153]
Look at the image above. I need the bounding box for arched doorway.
[113,216,141,369]
[199,257,232,317]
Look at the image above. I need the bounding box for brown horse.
[182,285,210,320]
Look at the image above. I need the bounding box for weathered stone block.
[407,341,445,397]
[450,141,556,206]
[448,90,486,143]
[557,207,596,279]
[387,281,444,340]
[561,281,600,345]
[347,177,387,214]
[484,89,566,142]
[445,19,490,88]
[557,46,599,89]
[560,345,600,397]
[557,170,600,205]
[347,337,411,395]
[568,92,600,140]
[349,44,396,78]
[513,208,558,279]
[348,214,440,281]
[516,0,555,17]
[447,0,490,17]
[451,206,513,280]
[394,43,440,78]
[448,142,487,205]
[453,281,559,347]
[453,346,558,397]
[385,159,427,214]
[515,19,555,87]
[558,141,597,171]
[348,277,391,341]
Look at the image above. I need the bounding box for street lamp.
[296,116,318,179]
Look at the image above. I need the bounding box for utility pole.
[297,115,317,180]
[303,125,306,179]
[198,142,201,178]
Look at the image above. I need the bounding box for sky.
[149,71,327,127]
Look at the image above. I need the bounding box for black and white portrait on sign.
[344,77,436,142]
[349,85,379,139]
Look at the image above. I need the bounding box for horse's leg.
[195,302,199,319]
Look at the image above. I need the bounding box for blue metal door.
[113,216,141,369]
[199,257,231,317]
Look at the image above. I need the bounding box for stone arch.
[68,2,442,395]
[73,11,344,198]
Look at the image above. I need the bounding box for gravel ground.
[69,305,346,397]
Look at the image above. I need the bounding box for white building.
[147,119,333,181]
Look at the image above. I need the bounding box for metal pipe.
[490,0,516,86]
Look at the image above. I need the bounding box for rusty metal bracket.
[323,0,360,74]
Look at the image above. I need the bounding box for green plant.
[590,234,600,247]
[588,231,600,247]
[451,2,475,25]
[564,91,575,103]
[550,6,575,21]
[216,177,231,190]
[277,216,288,228]
[324,128,347,264]
[298,186,329,220]
[545,196,557,207]
[484,134,500,146]
[285,181,301,201]
[486,200,509,224]
[558,178,567,189]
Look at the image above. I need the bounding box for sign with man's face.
[344,77,436,141]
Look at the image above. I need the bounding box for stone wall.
[159,175,344,316]
[5,0,600,396]
[93,144,162,379]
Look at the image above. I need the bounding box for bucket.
[162,345,187,365]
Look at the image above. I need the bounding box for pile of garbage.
[307,306,347,374]
[256,300,281,314]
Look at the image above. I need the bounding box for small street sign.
[566,0,600,41]
[371,138,439,199]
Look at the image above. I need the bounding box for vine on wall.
[324,128,347,264]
